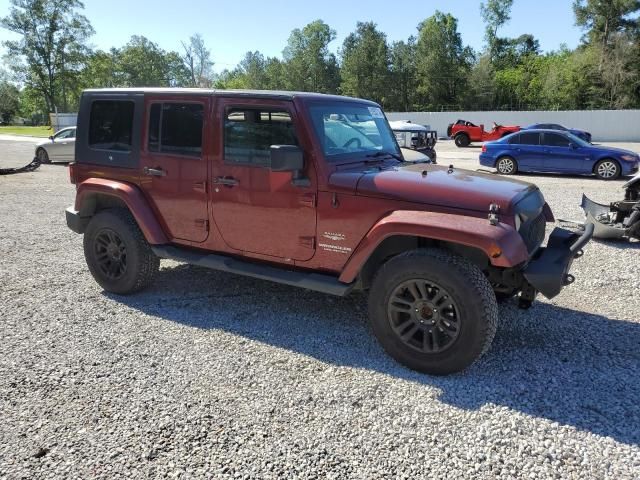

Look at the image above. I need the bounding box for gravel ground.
[1,137,639,479]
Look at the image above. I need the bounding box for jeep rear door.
[139,95,211,243]
[210,97,317,261]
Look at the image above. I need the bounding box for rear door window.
[509,132,540,145]
[224,108,297,166]
[542,133,571,147]
[89,100,135,151]
[148,102,204,157]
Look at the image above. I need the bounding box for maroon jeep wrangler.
[65,88,593,375]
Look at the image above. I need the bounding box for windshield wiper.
[366,151,404,162]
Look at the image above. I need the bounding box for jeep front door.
[211,99,317,261]
[140,97,210,243]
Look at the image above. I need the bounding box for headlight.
[621,154,637,162]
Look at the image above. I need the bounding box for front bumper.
[624,162,639,176]
[522,223,594,299]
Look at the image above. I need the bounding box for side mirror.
[49,135,54,141]
[569,143,577,149]
[270,145,308,187]
[270,145,304,171]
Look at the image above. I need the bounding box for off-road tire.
[36,148,50,164]
[83,208,159,294]
[496,156,518,175]
[454,133,470,148]
[368,249,498,375]
[594,159,621,180]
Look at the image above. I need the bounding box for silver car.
[35,126,76,163]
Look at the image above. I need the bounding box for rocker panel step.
[152,245,354,297]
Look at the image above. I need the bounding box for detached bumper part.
[522,223,594,299]
[65,207,89,234]
[581,194,628,240]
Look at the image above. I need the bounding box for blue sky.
[0,0,583,72]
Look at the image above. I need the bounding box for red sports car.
[447,119,520,147]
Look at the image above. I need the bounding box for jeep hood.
[332,163,537,214]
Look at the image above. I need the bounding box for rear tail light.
[481,145,487,153]
[68,163,77,184]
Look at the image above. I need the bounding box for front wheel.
[594,159,620,180]
[496,156,518,175]
[36,148,50,164]
[83,209,159,294]
[368,249,498,375]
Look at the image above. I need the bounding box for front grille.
[519,212,546,253]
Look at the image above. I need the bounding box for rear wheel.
[496,156,518,175]
[454,134,470,147]
[83,209,159,294]
[36,148,50,164]
[368,249,498,375]
[594,159,620,180]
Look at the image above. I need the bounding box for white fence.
[49,113,78,132]
[386,110,640,142]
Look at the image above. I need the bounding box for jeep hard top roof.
[82,88,379,106]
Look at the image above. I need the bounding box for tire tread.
[368,248,498,374]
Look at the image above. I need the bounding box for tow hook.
[488,203,500,226]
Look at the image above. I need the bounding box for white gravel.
[1,138,639,479]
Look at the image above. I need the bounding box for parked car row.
[448,119,592,148]
[443,117,637,180]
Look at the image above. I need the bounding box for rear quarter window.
[89,100,135,151]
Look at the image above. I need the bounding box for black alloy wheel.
[387,279,461,353]
[93,228,128,280]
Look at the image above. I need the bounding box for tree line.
[1,0,639,124]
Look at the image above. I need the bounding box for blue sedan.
[523,123,592,142]
[480,130,639,180]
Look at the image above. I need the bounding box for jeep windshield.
[308,102,401,163]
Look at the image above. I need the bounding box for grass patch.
[0,126,53,138]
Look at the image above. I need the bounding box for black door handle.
[214,176,239,186]
[144,166,166,177]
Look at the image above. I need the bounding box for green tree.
[80,50,120,88]
[1,0,94,112]
[181,33,214,88]
[388,37,417,111]
[480,0,514,61]
[264,57,287,90]
[282,20,339,93]
[115,36,189,87]
[238,50,268,89]
[214,68,248,89]
[574,0,640,48]
[495,34,541,69]
[340,22,390,105]
[415,12,472,110]
[0,80,20,122]
[463,55,496,110]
